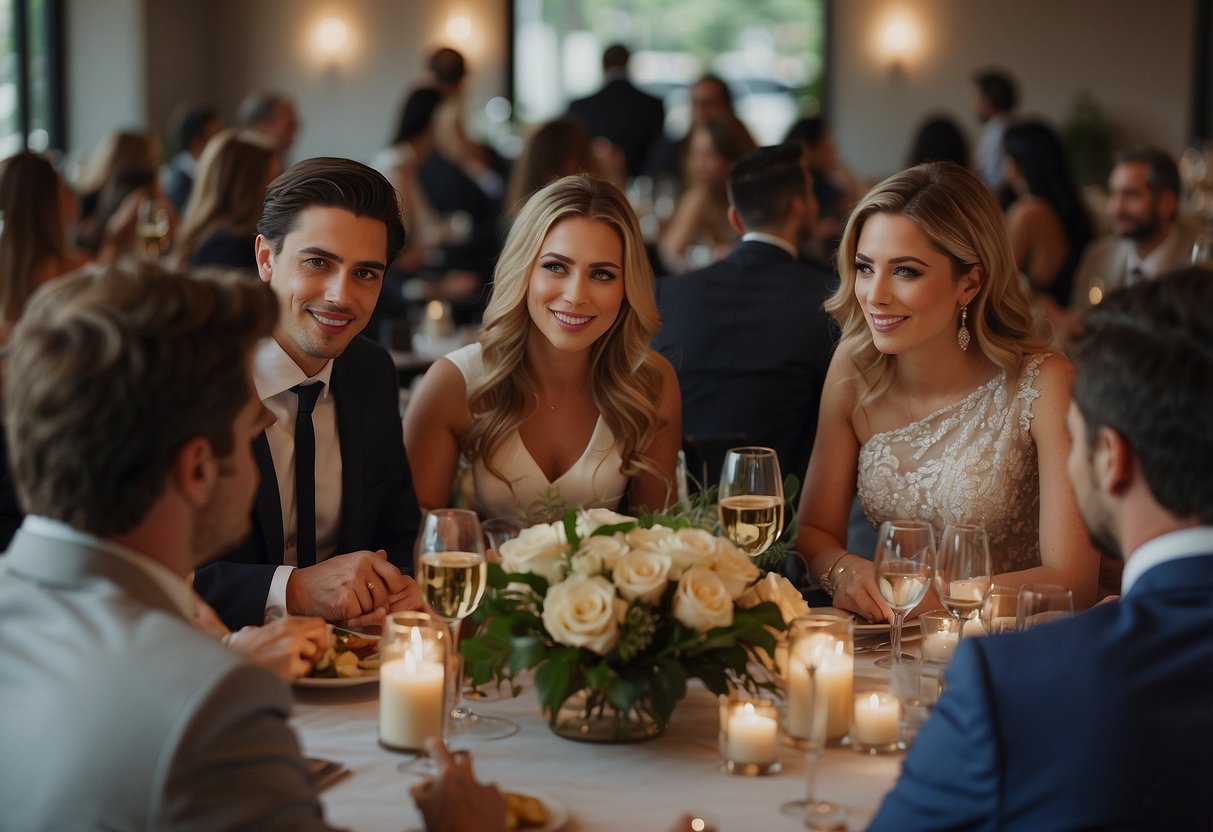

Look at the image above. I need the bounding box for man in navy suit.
[869,267,1213,830]
[568,43,665,178]
[194,158,424,630]
[653,144,836,484]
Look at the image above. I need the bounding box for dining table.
[290,632,930,831]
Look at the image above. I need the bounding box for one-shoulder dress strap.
[1016,352,1050,432]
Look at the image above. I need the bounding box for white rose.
[500,522,569,585]
[739,572,810,625]
[672,566,735,632]
[574,508,636,539]
[541,574,627,655]
[624,526,674,553]
[612,549,674,604]
[658,528,719,578]
[570,549,603,577]
[706,545,762,599]
[578,534,630,574]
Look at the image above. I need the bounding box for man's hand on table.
[285,549,422,624]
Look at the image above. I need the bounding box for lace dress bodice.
[856,354,1048,573]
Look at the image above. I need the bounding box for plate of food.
[809,607,922,635]
[295,627,381,688]
[503,791,568,832]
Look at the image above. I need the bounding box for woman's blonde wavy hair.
[827,161,1044,408]
[465,173,667,489]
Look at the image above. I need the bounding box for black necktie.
[292,382,324,568]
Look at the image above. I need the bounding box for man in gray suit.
[1071,147,1197,307]
[0,264,504,830]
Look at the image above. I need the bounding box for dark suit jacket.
[193,336,421,629]
[568,77,665,177]
[869,550,1213,831]
[653,240,837,483]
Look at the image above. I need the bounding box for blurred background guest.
[657,113,755,273]
[971,66,1020,201]
[238,90,299,162]
[646,73,735,193]
[74,129,173,261]
[170,128,278,272]
[905,114,971,169]
[568,43,665,179]
[162,104,222,214]
[1002,119,1092,311]
[504,117,612,218]
[784,116,862,264]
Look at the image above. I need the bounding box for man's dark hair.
[429,47,466,87]
[1115,147,1181,197]
[603,43,630,70]
[257,157,406,264]
[973,69,1018,113]
[727,144,808,231]
[1068,267,1213,524]
[784,117,826,149]
[3,263,278,536]
[693,74,733,109]
[238,92,290,129]
[390,87,444,146]
[175,105,218,154]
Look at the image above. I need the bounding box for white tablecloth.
[291,655,908,832]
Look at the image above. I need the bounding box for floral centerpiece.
[462,507,808,742]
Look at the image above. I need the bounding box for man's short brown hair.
[3,262,278,537]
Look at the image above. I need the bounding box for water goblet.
[874,520,935,667]
[718,446,784,558]
[417,508,518,740]
[1015,583,1074,630]
[981,584,1019,635]
[934,522,992,636]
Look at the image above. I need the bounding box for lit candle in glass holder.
[379,612,446,752]
[719,693,781,776]
[785,614,854,746]
[852,690,901,754]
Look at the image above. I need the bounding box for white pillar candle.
[379,650,445,751]
[852,692,900,747]
[726,703,778,764]
[949,579,989,601]
[921,629,959,663]
[787,637,853,742]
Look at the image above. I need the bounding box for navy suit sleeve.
[868,641,1002,832]
[191,562,277,630]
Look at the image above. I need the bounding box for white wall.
[831,0,1197,181]
[65,0,147,160]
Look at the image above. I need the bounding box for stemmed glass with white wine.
[874,520,935,667]
[934,522,992,638]
[416,508,517,740]
[718,446,784,558]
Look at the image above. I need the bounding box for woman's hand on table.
[829,554,894,623]
[411,738,506,832]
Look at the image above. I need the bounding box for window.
[0,0,63,156]
[512,0,828,145]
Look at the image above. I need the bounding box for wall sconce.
[313,16,349,55]
[446,13,473,41]
[878,10,921,77]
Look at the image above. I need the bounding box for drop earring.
[957,305,971,351]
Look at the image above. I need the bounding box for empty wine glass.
[874,520,935,667]
[934,523,992,636]
[1015,584,1074,630]
[718,446,784,558]
[416,509,517,740]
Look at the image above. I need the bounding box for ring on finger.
[367,580,376,592]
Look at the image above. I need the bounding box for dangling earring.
[957,305,971,351]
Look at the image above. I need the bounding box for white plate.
[295,670,378,689]
[855,619,921,634]
[507,792,568,832]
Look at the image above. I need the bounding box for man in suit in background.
[869,267,1213,831]
[162,103,221,213]
[193,157,424,631]
[1071,148,1197,307]
[568,43,665,178]
[653,144,836,485]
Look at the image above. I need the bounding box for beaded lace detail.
[856,353,1048,573]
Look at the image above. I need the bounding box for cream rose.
[624,526,674,552]
[541,574,627,655]
[659,528,720,578]
[612,549,674,604]
[672,566,735,632]
[575,508,636,539]
[570,549,604,577]
[578,534,630,574]
[500,522,569,585]
[706,545,761,599]
[739,572,809,624]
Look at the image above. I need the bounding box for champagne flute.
[1015,583,1074,631]
[416,509,517,740]
[717,446,784,558]
[934,523,992,636]
[873,520,935,667]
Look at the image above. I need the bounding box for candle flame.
[743,702,755,716]
[868,692,882,708]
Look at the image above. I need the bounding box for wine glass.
[717,446,784,558]
[981,584,1019,635]
[873,520,935,667]
[136,199,170,260]
[1015,584,1074,631]
[416,509,517,740]
[934,523,992,637]
[1192,229,1213,269]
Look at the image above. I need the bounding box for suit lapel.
[252,433,284,560]
[330,354,363,554]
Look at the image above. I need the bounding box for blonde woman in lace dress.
[795,162,1098,621]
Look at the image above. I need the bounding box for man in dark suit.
[193,158,424,631]
[568,43,665,178]
[869,267,1213,831]
[653,144,836,484]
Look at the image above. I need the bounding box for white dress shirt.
[1121,526,1213,597]
[1125,224,1183,282]
[254,337,343,619]
[741,231,798,259]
